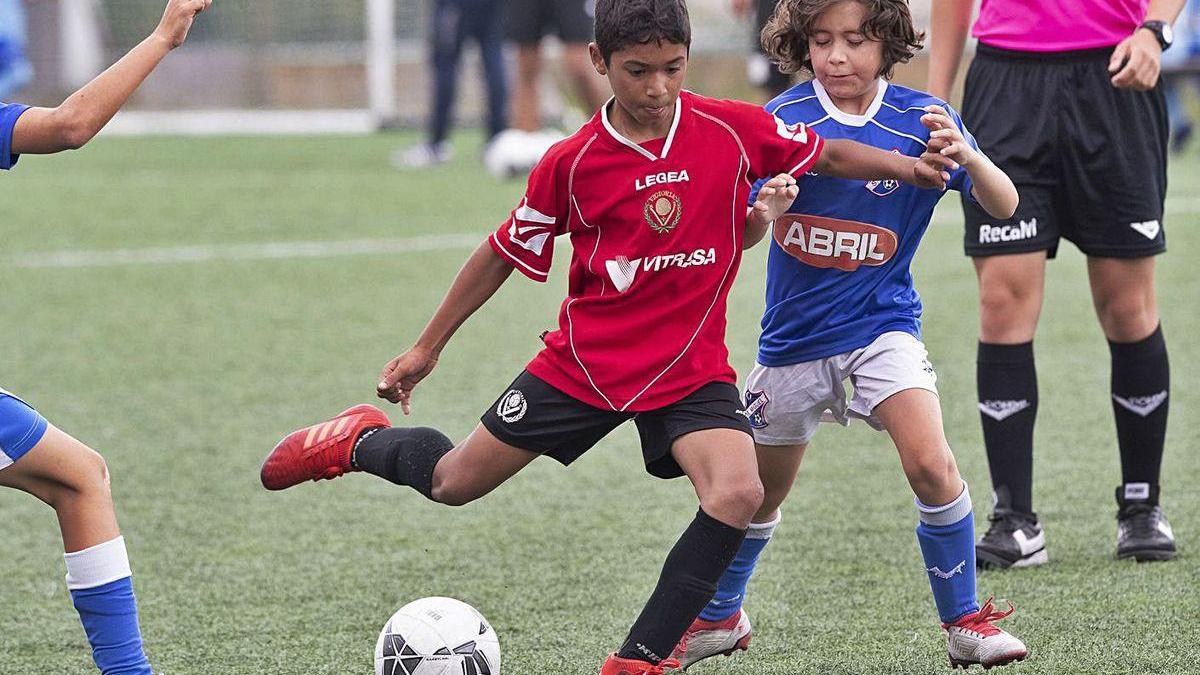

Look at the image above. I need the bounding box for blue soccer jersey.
[1,102,31,170]
[755,79,978,366]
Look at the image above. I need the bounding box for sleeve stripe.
[787,135,825,176]
[489,232,550,280]
[514,201,557,225]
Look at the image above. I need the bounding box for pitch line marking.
[8,233,486,269]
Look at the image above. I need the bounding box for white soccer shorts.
[743,331,939,446]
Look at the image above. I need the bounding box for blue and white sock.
[698,512,781,622]
[915,484,980,624]
[64,536,153,675]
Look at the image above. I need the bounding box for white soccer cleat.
[944,598,1028,669]
[670,609,752,670]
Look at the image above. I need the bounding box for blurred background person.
[731,0,790,101]
[1162,0,1199,152]
[508,0,607,132]
[395,0,510,169]
[0,0,33,99]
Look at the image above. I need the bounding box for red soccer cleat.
[670,609,752,669]
[260,404,390,490]
[599,654,681,675]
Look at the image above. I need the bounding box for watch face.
[1162,23,1174,46]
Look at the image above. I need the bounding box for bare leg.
[512,44,542,131]
[563,42,610,115]
[873,388,963,505]
[0,424,120,552]
[752,442,807,523]
[425,423,540,506]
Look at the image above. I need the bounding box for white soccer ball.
[374,597,501,675]
[483,128,564,180]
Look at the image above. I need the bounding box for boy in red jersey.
[261,1,948,672]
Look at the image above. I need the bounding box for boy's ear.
[589,42,609,76]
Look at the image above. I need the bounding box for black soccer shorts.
[480,370,752,479]
[960,44,1168,259]
[506,0,595,45]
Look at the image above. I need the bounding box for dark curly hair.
[762,0,924,79]
[594,0,692,64]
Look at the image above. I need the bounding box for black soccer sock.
[1110,325,1170,493]
[350,427,454,500]
[616,509,746,664]
[977,341,1038,515]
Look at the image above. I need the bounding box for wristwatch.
[1140,20,1174,51]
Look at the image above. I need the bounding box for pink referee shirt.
[974,0,1148,52]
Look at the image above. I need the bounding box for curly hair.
[762,0,924,79]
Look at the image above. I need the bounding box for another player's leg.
[672,442,804,669]
[601,427,761,674]
[474,0,510,143]
[1087,256,1175,561]
[261,403,536,505]
[0,415,153,675]
[874,389,1027,669]
[973,252,1050,569]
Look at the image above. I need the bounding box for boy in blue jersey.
[1,2,210,673]
[671,0,1030,670]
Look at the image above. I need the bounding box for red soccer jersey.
[489,90,825,412]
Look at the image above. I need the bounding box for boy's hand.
[377,347,439,415]
[154,0,212,50]
[751,173,799,223]
[912,152,950,190]
[922,105,977,170]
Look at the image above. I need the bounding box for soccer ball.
[483,128,564,180]
[375,597,501,675]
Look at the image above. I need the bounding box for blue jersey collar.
[812,79,888,127]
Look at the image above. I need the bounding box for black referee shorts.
[480,370,752,479]
[960,44,1168,259]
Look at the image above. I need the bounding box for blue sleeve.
[748,177,767,207]
[944,105,978,200]
[0,103,32,171]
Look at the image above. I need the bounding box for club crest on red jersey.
[644,190,682,234]
[773,214,898,272]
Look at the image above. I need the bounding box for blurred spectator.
[508,0,607,132]
[1162,0,1199,152]
[732,0,790,101]
[396,0,509,169]
[0,0,33,99]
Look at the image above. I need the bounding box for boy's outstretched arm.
[815,138,948,190]
[11,0,212,154]
[922,105,1018,219]
[377,242,516,414]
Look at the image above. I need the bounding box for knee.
[1096,294,1157,342]
[429,473,477,507]
[704,478,765,526]
[978,281,1039,341]
[905,451,960,499]
[49,448,111,509]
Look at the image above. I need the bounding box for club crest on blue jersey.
[741,389,770,429]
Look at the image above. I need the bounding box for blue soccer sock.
[65,536,153,675]
[698,512,780,622]
[915,484,980,624]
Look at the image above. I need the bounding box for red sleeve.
[729,100,825,179]
[488,150,569,282]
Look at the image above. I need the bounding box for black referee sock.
[350,427,454,500]
[617,509,746,664]
[977,341,1038,515]
[1110,325,1170,491]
